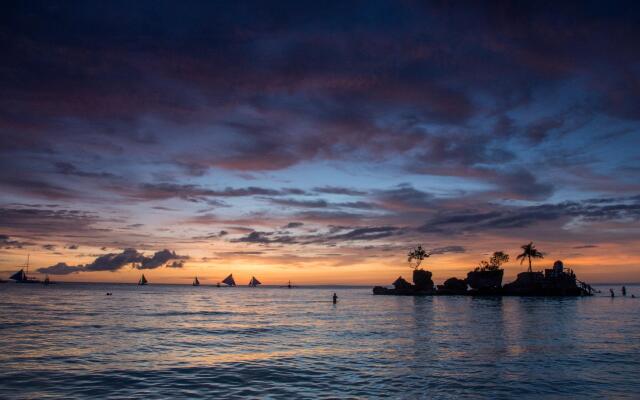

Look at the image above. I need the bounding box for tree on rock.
[407,245,430,270]
[476,251,510,272]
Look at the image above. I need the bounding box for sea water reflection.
[0,283,639,398]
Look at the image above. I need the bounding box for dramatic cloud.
[37,248,189,275]
[81,248,146,272]
[229,225,405,247]
[128,184,308,202]
[489,168,555,201]
[430,246,466,255]
[166,260,185,269]
[420,196,640,234]
[53,162,118,179]
[313,187,367,196]
[0,234,32,249]
[0,206,102,237]
[2,2,640,282]
[138,249,189,270]
[268,198,374,210]
[374,185,434,212]
[324,226,402,242]
[230,231,297,245]
[37,262,83,275]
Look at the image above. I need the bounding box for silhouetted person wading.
[333,293,338,304]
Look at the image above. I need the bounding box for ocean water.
[1,283,639,399]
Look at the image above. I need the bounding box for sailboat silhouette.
[222,274,236,286]
[138,274,148,285]
[248,276,261,287]
[193,276,200,286]
[10,255,40,283]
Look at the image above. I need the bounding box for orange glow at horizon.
[3,239,639,285]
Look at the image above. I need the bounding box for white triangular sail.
[248,276,261,287]
[222,274,236,286]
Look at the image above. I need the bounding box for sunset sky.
[1,1,639,285]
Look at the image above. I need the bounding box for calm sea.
[1,283,639,399]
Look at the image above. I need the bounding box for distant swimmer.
[622,286,627,296]
[610,289,615,298]
[333,293,338,304]
[106,292,112,296]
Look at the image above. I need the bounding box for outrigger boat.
[248,276,261,287]
[222,274,236,286]
[10,255,40,284]
[281,280,293,289]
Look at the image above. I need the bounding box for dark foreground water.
[1,283,639,399]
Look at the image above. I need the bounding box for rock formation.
[466,269,503,291]
[412,269,435,292]
[437,277,468,294]
[393,276,413,290]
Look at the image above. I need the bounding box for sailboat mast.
[26,254,30,276]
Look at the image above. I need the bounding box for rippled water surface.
[1,283,639,399]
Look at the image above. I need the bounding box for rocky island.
[373,243,595,297]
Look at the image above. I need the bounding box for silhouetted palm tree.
[516,242,543,273]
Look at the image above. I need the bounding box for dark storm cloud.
[36,248,189,275]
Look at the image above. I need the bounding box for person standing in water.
[333,293,338,304]
[622,286,627,296]
[610,288,615,298]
